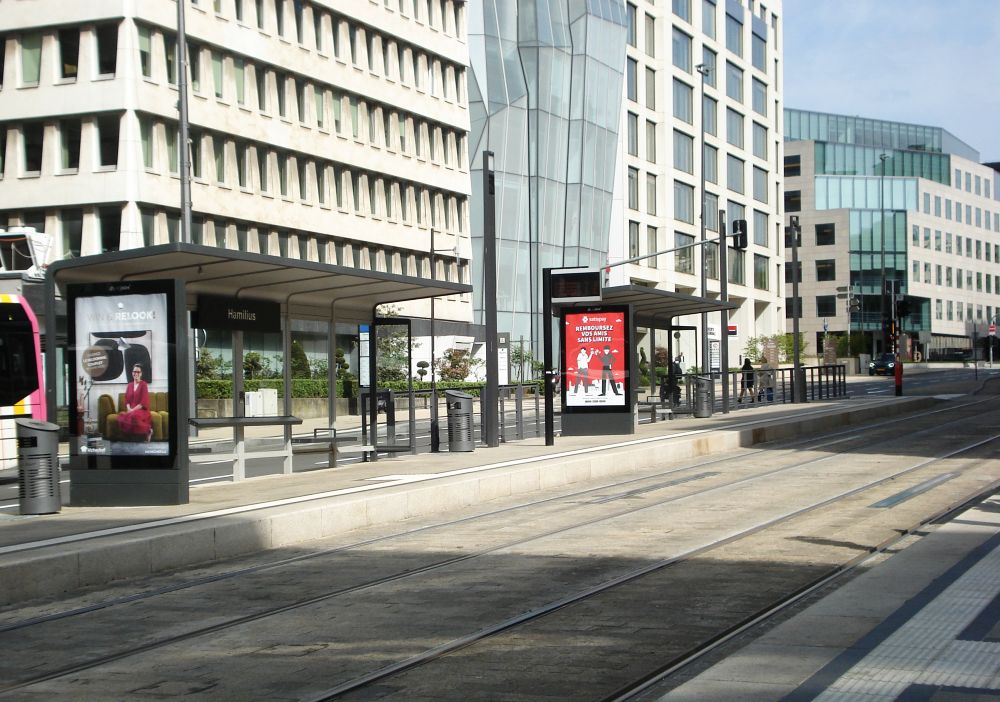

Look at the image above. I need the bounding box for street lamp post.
[697,63,711,375]
[879,153,889,355]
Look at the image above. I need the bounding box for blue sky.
[783,0,1000,162]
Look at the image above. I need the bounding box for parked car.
[869,352,897,376]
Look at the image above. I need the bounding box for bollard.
[895,355,903,396]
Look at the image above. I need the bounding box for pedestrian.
[598,345,621,396]
[737,358,754,404]
[757,359,775,402]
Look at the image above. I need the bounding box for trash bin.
[445,390,474,452]
[17,418,61,515]
[693,376,714,418]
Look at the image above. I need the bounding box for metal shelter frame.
[45,243,471,502]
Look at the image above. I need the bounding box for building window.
[702,0,716,38]
[256,68,267,111]
[166,126,178,174]
[628,220,639,258]
[702,46,716,87]
[190,130,202,178]
[646,120,656,163]
[753,254,768,290]
[726,108,744,148]
[59,119,81,171]
[627,167,638,210]
[139,118,154,169]
[816,259,836,281]
[726,61,743,102]
[214,137,226,183]
[647,226,658,268]
[646,173,657,215]
[784,190,801,212]
[728,248,745,285]
[752,166,767,203]
[726,13,742,56]
[673,130,693,174]
[703,95,717,136]
[816,295,837,318]
[236,142,247,187]
[626,112,638,156]
[751,33,766,72]
[815,222,835,245]
[211,51,224,99]
[137,26,152,78]
[673,0,691,22]
[784,154,800,177]
[752,122,767,159]
[164,34,177,84]
[626,57,637,101]
[705,192,719,230]
[676,232,694,273]
[751,79,767,117]
[99,206,121,252]
[672,27,691,72]
[626,3,636,46]
[706,241,719,280]
[645,67,656,109]
[704,144,718,183]
[645,14,656,57]
[753,209,768,246]
[62,209,83,258]
[726,155,744,194]
[674,181,694,223]
[257,148,269,192]
[58,28,80,80]
[673,79,693,124]
[22,123,43,174]
[234,58,246,104]
[96,24,119,76]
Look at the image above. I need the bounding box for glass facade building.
[467,1,627,352]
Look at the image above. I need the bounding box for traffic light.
[732,219,748,250]
[896,298,911,318]
[849,295,861,311]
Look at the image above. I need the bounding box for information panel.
[68,280,179,468]
[561,307,630,412]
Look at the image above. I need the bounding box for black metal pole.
[177,0,191,243]
[543,267,554,446]
[483,151,499,447]
[718,209,729,413]
[429,229,439,452]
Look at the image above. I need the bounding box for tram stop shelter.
[553,284,738,437]
[43,242,471,506]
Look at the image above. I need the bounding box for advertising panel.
[68,280,178,467]
[562,307,630,412]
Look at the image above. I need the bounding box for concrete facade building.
[606,0,785,370]
[0,0,473,337]
[783,108,1000,362]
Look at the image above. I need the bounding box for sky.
[782,0,1000,163]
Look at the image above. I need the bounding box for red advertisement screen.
[563,309,628,409]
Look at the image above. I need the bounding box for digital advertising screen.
[562,307,630,412]
[68,280,178,468]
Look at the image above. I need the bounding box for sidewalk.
[0,394,934,607]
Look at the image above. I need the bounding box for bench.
[637,401,674,422]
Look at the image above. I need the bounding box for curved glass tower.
[468,1,627,355]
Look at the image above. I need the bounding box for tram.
[0,294,45,471]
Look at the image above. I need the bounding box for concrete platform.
[656,495,1000,701]
[0,395,935,607]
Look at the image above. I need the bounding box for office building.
[783,108,1000,361]
[0,0,474,359]
[607,0,786,369]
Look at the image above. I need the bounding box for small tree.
[416,360,430,380]
[243,351,265,379]
[290,340,311,378]
[437,348,479,381]
[196,349,231,380]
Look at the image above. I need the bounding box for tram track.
[1,396,999,698]
[2,394,990,636]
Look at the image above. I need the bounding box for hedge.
[196,379,543,400]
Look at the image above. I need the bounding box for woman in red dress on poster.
[119,364,153,441]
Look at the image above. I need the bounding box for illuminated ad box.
[561,306,631,413]
[67,280,180,469]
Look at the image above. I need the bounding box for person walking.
[757,358,776,402]
[737,358,755,404]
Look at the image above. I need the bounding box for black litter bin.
[17,418,61,515]
[693,376,714,418]
[445,390,474,452]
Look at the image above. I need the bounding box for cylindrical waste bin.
[693,376,714,418]
[17,418,62,515]
[445,390,475,452]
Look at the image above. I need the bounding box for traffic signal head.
[849,296,860,311]
[732,219,748,250]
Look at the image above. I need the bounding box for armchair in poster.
[562,307,630,412]
[68,280,178,466]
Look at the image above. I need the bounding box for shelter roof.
[47,243,470,322]
[554,284,738,328]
